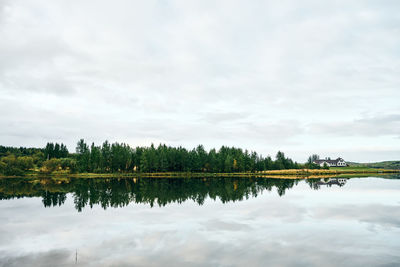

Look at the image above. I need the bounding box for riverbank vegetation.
[1,140,321,176]
[1,140,398,177]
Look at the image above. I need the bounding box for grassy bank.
[0,167,398,179]
[258,167,397,175]
[348,161,400,170]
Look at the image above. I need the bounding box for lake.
[0,176,399,267]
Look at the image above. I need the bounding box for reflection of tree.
[0,177,352,211]
[305,179,322,190]
[42,191,67,207]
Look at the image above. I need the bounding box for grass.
[348,161,400,170]
[0,167,398,179]
[258,167,397,175]
[330,166,380,171]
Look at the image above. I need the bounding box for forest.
[0,139,322,176]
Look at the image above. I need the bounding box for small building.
[313,157,347,167]
[316,178,347,187]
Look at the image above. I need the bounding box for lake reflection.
[0,177,353,211]
[0,176,399,267]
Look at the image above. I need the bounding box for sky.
[0,0,399,162]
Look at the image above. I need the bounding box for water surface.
[0,176,399,266]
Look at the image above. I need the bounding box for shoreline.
[0,168,398,179]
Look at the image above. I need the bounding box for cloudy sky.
[0,0,399,162]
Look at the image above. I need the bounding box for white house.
[313,157,347,167]
[316,178,347,186]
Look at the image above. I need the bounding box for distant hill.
[347,161,400,170]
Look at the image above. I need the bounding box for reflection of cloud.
[1,179,400,267]
[247,200,307,223]
[3,231,398,267]
[312,204,400,228]
[201,219,251,231]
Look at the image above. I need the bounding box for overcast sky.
[0,0,399,162]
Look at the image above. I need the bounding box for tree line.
[74,139,303,173]
[0,140,323,175]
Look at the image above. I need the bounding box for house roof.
[314,159,337,164]
[313,158,345,164]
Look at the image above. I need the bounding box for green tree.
[76,139,90,172]
[224,154,233,172]
[90,142,101,172]
[100,140,111,172]
[306,154,321,169]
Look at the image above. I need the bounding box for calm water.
[0,176,399,267]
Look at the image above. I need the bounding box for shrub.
[60,158,77,173]
[0,161,6,174]
[41,158,62,173]
[41,158,78,173]
[0,155,34,175]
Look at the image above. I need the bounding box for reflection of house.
[316,178,347,187]
[313,157,347,167]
